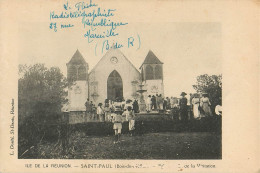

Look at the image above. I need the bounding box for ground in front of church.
[35,131,221,159]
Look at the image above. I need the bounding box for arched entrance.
[107,70,123,101]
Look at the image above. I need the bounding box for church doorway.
[107,70,123,101]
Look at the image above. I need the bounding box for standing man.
[85,99,91,113]
[163,97,168,111]
[104,99,111,122]
[97,103,104,122]
[155,94,159,111]
[157,94,163,111]
[166,97,171,110]
[151,95,156,111]
[85,99,92,120]
[132,99,139,113]
[170,96,174,108]
[186,94,191,120]
[179,92,188,122]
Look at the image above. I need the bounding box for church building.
[66,48,164,119]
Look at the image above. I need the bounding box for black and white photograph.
[17,0,222,160]
[0,0,258,172]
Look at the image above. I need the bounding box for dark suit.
[179,97,188,121]
[151,97,157,110]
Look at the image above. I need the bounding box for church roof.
[89,48,141,75]
[67,49,87,65]
[140,50,163,68]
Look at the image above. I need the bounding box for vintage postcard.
[0,0,259,172]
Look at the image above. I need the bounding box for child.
[111,110,123,144]
[104,104,111,122]
[122,106,135,136]
[97,103,104,122]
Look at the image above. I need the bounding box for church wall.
[69,111,87,124]
[68,81,88,111]
[88,49,141,105]
[142,80,164,98]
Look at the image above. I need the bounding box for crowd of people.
[84,98,139,122]
[85,92,221,122]
[145,92,221,120]
[84,92,221,143]
[178,92,217,121]
[85,98,138,143]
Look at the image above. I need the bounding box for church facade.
[66,48,164,115]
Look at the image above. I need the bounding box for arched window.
[107,70,123,101]
[78,66,86,80]
[154,65,162,79]
[145,65,154,80]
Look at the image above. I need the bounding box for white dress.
[200,97,213,117]
[146,97,152,111]
[192,98,200,119]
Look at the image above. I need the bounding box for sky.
[17,0,222,97]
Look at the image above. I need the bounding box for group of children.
[111,106,136,144]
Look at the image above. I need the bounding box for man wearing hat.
[179,92,188,122]
[151,95,157,111]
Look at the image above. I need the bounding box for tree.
[193,74,222,108]
[18,64,68,157]
[19,64,68,125]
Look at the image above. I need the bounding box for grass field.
[33,131,221,159]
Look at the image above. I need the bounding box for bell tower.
[67,49,89,114]
[140,50,164,97]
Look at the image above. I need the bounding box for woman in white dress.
[192,94,200,119]
[200,93,213,117]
